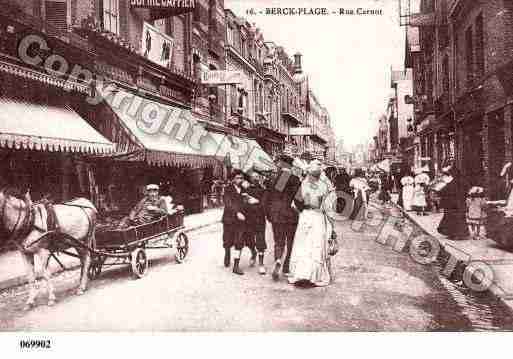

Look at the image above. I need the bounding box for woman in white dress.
[413,170,430,215]
[401,172,415,211]
[288,160,336,287]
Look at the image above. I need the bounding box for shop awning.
[208,133,275,172]
[104,91,224,167]
[0,97,115,154]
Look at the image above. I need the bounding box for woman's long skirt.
[288,210,332,287]
[438,209,469,240]
[402,185,415,211]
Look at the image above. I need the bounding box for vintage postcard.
[0,0,512,355]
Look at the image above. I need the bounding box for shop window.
[102,0,119,35]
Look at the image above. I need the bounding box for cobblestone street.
[2,203,512,331]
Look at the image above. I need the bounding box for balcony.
[249,56,264,74]
[281,106,302,125]
[309,126,328,144]
[1,3,91,53]
[263,65,278,81]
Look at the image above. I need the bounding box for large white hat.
[146,184,159,191]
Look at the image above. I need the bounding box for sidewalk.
[397,205,513,308]
[0,208,222,291]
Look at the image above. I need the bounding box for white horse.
[0,188,97,310]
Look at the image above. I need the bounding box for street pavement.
[0,208,223,291]
[1,203,513,331]
[400,207,513,306]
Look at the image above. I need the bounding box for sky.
[224,0,406,149]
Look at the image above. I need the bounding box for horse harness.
[0,196,94,252]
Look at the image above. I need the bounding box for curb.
[392,203,513,310]
[0,220,221,292]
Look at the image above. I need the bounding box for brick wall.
[450,1,513,190]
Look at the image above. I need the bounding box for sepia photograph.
[0,0,513,355]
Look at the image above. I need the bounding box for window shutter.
[45,1,67,34]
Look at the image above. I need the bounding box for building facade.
[404,0,513,199]
[191,0,229,134]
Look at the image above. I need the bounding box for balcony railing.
[264,65,278,80]
[2,2,90,51]
[281,106,302,124]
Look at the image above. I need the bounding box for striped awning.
[0,97,115,154]
[208,133,275,172]
[104,90,224,168]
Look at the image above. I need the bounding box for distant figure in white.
[401,172,415,211]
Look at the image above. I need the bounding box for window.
[475,13,485,79]
[103,0,119,34]
[208,65,218,103]
[442,55,449,95]
[241,37,246,57]
[154,19,166,34]
[465,26,474,86]
[45,1,67,33]
[193,5,201,22]
[227,25,233,45]
[454,31,459,93]
[193,54,201,80]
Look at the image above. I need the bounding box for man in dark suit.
[265,155,302,281]
[222,170,246,275]
[241,169,268,275]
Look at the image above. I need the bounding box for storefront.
[94,89,227,214]
[0,12,114,203]
[0,90,115,203]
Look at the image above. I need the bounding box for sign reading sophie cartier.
[130,0,196,10]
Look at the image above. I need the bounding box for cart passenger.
[120,184,167,227]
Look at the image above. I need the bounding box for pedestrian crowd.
[221,153,371,287]
[382,160,497,242]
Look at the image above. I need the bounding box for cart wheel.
[174,232,189,263]
[131,248,148,278]
[88,260,102,280]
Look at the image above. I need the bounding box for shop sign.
[130,0,196,11]
[159,85,187,103]
[289,127,312,136]
[141,22,174,68]
[201,71,242,85]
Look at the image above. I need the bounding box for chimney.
[294,52,303,73]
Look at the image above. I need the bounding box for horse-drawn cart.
[89,210,189,280]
